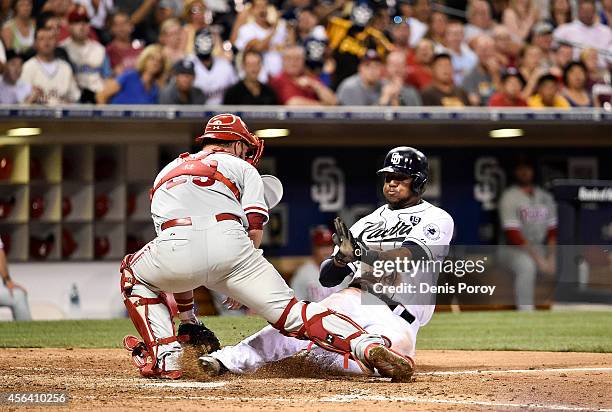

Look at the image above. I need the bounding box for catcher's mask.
[196,113,264,167]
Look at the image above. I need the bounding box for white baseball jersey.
[189,56,238,105]
[150,151,269,235]
[19,57,81,104]
[340,200,454,326]
[60,38,109,92]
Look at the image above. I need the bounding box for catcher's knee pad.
[120,254,181,378]
[271,299,386,370]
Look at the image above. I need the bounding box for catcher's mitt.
[178,322,221,355]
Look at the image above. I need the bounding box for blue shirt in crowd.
[110,69,158,104]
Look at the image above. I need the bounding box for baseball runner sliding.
[119,114,414,382]
[199,147,455,377]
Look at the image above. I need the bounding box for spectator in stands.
[498,157,557,311]
[531,22,555,68]
[393,1,428,46]
[503,0,540,42]
[96,44,167,104]
[106,11,144,76]
[113,0,159,44]
[20,27,81,104]
[561,61,593,107]
[383,50,422,106]
[462,35,501,106]
[44,0,100,43]
[336,50,384,105]
[492,25,519,68]
[36,11,62,41]
[159,58,206,104]
[60,6,111,103]
[159,18,185,65]
[406,38,434,90]
[2,0,36,54]
[303,37,333,87]
[553,0,612,68]
[390,15,411,53]
[0,50,35,104]
[426,11,447,47]
[73,0,114,41]
[580,48,611,87]
[413,0,432,25]
[527,73,570,107]
[0,235,32,321]
[223,50,278,104]
[444,20,478,86]
[488,67,528,106]
[269,45,336,105]
[518,44,546,89]
[182,0,211,55]
[234,0,288,82]
[465,0,497,43]
[420,52,470,106]
[600,0,612,27]
[290,226,348,302]
[547,0,572,28]
[294,6,327,44]
[190,29,237,105]
[550,42,574,77]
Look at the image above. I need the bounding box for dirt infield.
[1,348,611,411]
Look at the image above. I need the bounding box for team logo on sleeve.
[410,216,421,226]
[423,223,441,240]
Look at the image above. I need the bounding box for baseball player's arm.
[241,166,269,248]
[319,258,353,287]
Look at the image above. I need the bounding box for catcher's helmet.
[377,146,428,195]
[196,113,264,166]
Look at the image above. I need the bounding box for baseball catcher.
[120,114,414,381]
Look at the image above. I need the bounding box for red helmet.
[0,156,13,180]
[0,197,15,219]
[30,234,54,260]
[62,229,77,258]
[62,196,72,218]
[94,236,110,259]
[311,226,334,247]
[30,195,45,219]
[95,194,110,218]
[195,113,264,166]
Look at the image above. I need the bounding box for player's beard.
[385,192,417,210]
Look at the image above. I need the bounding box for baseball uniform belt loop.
[161,214,241,231]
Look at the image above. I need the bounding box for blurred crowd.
[0,0,610,107]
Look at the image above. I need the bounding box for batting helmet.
[377,146,428,195]
[195,113,264,166]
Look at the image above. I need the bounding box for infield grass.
[0,311,611,352]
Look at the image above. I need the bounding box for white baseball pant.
[212,287,420,374]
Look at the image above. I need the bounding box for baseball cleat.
[364,344,415,383]
[198,355,226,377]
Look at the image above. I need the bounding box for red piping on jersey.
[244,206,269,214]
[149,149,241,201]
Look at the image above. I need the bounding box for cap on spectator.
[304,38,327,70]
[311,226,334,247]
[532,21,553,36]
[194,29,214,59]
[173,59,195,75]
[5,49,25,62]
[68,6,90,24]
[501,67,526,87]
[361,49,382,63]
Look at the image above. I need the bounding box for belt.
[160,214,241,231]
[349,281,415,325]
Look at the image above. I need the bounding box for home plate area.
[2,348,611,411]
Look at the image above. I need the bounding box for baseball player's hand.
[332,217,363,264]
[223,297,244,310]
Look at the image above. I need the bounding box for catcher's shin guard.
[120,254,182,379]
[271,298,390,372]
